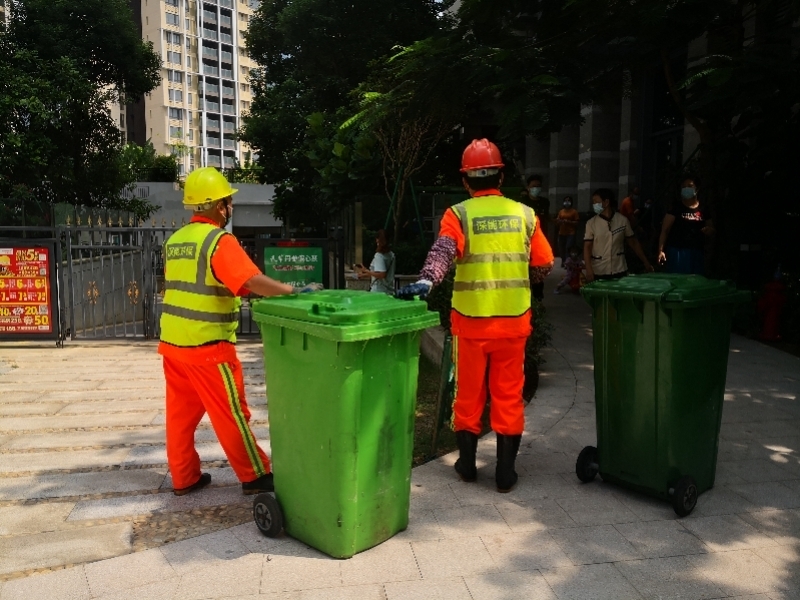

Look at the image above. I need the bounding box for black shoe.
[454,430,479,482]
[173,472,211,496]
[496,434,522,492]
[242,472,274,495]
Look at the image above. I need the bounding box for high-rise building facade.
[122,0,258,175]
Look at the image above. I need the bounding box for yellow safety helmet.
[183,167,238,209]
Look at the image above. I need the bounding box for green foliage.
[120,140,178,183]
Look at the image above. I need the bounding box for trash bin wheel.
[253,493,284,537]
[576,446,599,483]
[670,476,698,517]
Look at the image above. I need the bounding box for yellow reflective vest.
[451,195,537,318]
[160,222,241,347]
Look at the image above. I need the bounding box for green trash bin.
[251,290,439,558]
[576,274,750,516]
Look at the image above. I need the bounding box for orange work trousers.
[163,356,270,490]
[452,336,527,436]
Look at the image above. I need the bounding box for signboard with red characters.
[0,240,60,341]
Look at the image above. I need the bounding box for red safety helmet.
[460,138,505,176]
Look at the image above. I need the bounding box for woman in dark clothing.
[657,176,715,274]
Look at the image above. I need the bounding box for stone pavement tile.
[410,460,459,491]
[0,565,89,600]
[0,469,166,501]
[383,578,472,600]
[57,399,165,414]
[481,531,573,571]
[409,482,461,512]
[752,545,800,591]
[464,570,557,600]
[494,499,577,532]
[554,495,639,526]
[159,528,250,575]
[3,428,166,450]
[0,447,131,474]
[93,577,181,600]
[516,452,575,476]
[615,556,724,600]
[228,523,295,555]
[687,486,760,517]
[717,460,799,484]
[433,504,512,537]
[681,515,780,552]
[391,509,445,542]
[0,381,102,393]
[294,584,385,600]
[738,509,800,546]
[340,539,419,586]
[68,485,246,521]
[540,563,643,600]
[613,491,679,522]
[549,524,643,565]
[84,548,177,597]
[411,537,497,579]
[687,549,785,596]
[0,402,65,416]
[0,522,131,576]
[0,501,75,535]
[614,520,710,559]
[259,545,343,593]
[727,482,800,511]
[171,553,263,599]
[0,412,159,432]
[121,442,226,467]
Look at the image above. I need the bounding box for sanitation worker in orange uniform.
[159,167,321,496]
[398,140,554,492]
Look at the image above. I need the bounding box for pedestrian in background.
[658,176,714,275]
[555,196,580,267]
[357,229,396,294]
[521,174,550,300]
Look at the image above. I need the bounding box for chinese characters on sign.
[471,215,523,235]
[263,247,324,288]
[0,246,53,334]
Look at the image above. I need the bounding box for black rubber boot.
[454,430,478,482]
[496,434,522,492]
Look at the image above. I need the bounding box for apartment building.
[121,0,259,175]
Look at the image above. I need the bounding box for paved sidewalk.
[1,271,799,599]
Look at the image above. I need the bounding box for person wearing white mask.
[657,176,714,274]
[584,188,653,282]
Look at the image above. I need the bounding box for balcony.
[206,120,220,131]
[223,138,236,149]
[201,28,217,40]
[203,65,219,76]
[223,123,236,134]
[220,0,233,7]
[202,100,220,112]
[220,33,233,44]
[205,83,220,95]
[221,51,233,63]
[202,10,216,22]
[205,136,221,148]
[202,46,217,58]
[221,68,233,79]
[222,104,235,115]
[220,15,232,27]
[207,156,221,167]
[223,158,236,169]
[222,86,235,98]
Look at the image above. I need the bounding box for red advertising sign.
[0,245,54,335]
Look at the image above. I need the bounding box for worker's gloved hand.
[293,282,324,294]
[396,280,432,300]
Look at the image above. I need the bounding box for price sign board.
[0,240,60,341]
[263,246,324,288]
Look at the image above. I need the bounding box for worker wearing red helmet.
[398,139,554,492]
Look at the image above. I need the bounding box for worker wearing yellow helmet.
[159,167,322,496]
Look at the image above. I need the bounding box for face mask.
[593,203,604,214]
[529,187,542,198]
[222,203,232,229]
[563,202,572,208]
[681,187,696,200]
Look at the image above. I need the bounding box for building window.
[169,108,184,119]
[186,18,191,29]
[167,69,183,83]
[169,88,184,102]
[186,37,191,49]
[164,31,182,45]
[188,93,193,105]
[189,129,194,141]
[165,12,180,26]
[165,0,179,6]
[239,46,248,58]
[170,126,183,138]
[240,83,249,93]
[241,100,250,111]
[187,74,192,86]
[186,56,192,68]
[188,111,194,124]
[240,66,249,76]
[167,51,182,64]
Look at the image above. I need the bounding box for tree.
[241,0,445,228]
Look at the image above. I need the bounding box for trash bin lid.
[581,274,749,308]
[251,290,440,341]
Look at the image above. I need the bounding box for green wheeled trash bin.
[250,290,439,558]
[576,274,749,517]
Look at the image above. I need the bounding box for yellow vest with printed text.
[451,196,536,318]
[160,223,241,347]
